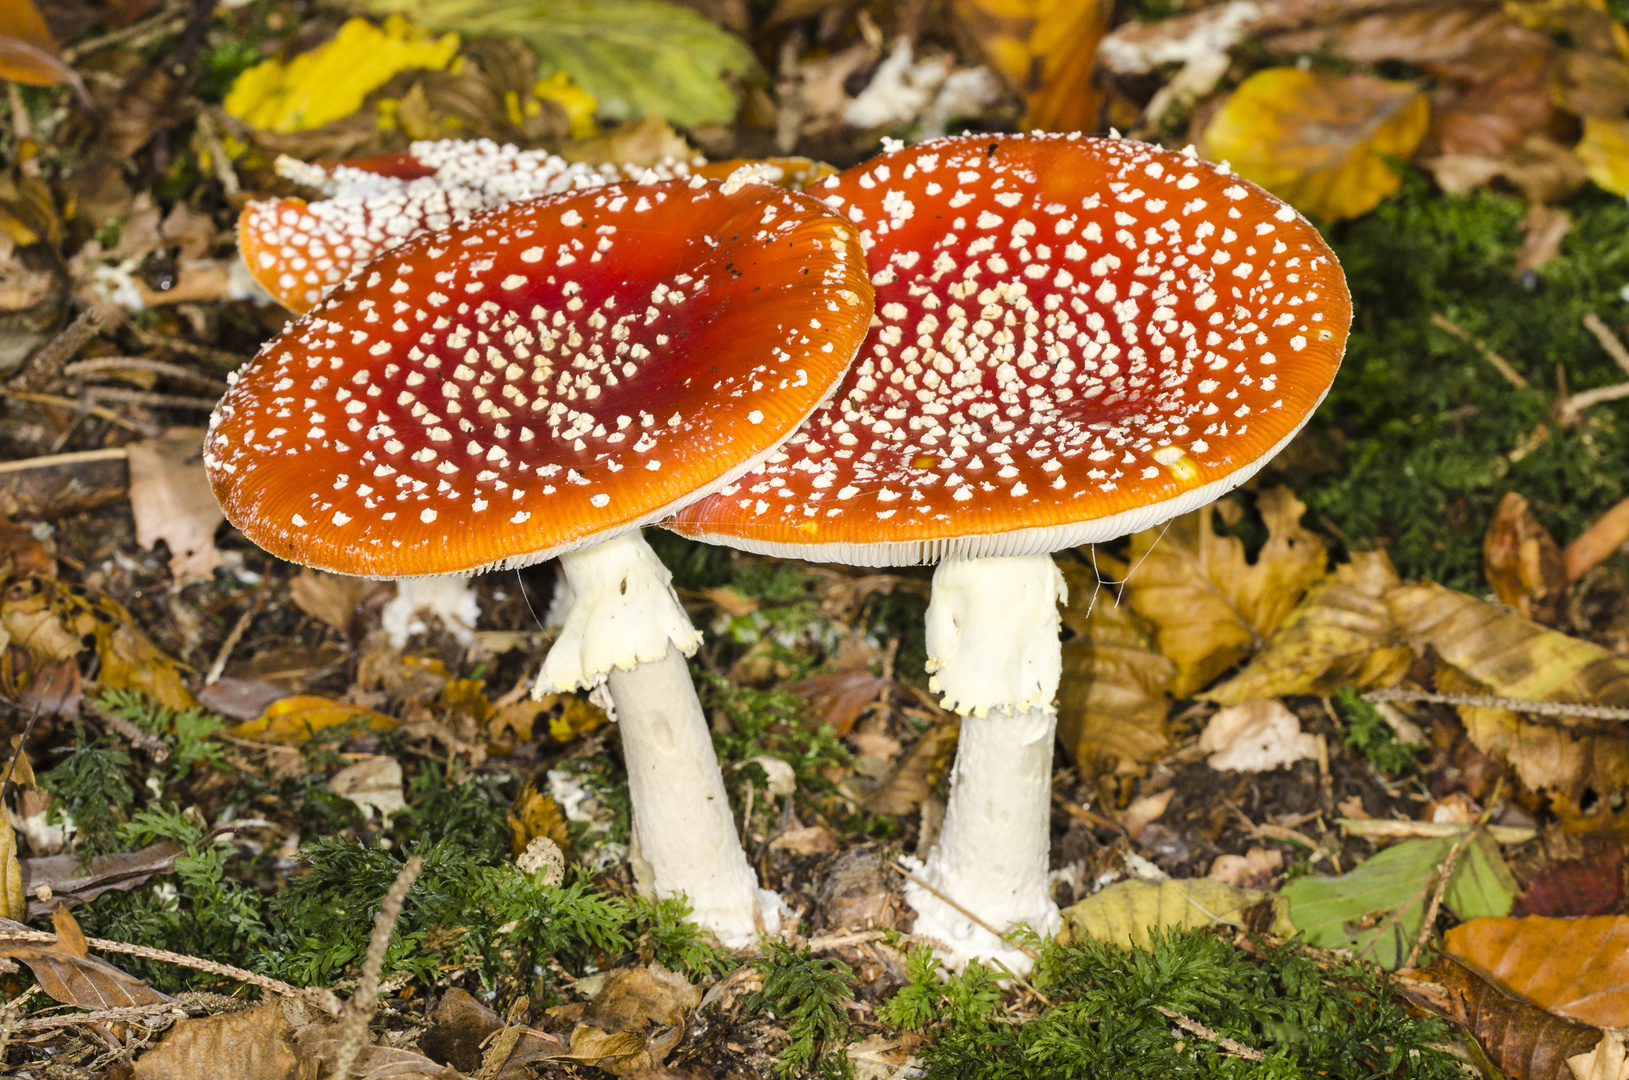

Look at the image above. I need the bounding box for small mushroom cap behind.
[208,177,874,577]
[666,133,1351,566]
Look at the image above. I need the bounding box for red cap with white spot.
[208,175,875,577]
[242,143,833,313]
[667,133,1350,564]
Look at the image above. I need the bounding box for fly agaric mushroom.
[208,171,874,945]
[668,133,1350,968]
[243,141,832,313]
[242,141,702,313]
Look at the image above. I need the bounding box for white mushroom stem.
[905,554,1066,973]
[535,530,779,947]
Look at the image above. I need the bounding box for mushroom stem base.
[906,704,1062,973]
[607,646,782,948]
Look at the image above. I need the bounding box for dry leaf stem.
[1430,314,1528,389]
[0,927,339,1014]
[9,1000,198,1033]
[1153,1004,1266,1062]
[1363,688,1629,722]
[1402,781,1501,971]
[333,855,423,1080]
[7,310,104,394]
[206,569,272,685]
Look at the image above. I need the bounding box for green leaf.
[361,0,760,126]
[1282,834,1517,970]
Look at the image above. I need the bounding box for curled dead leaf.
[1124,487,1329,698]
[1206,550,1410,705]
[1056,558,1173,780]
[0,910,173,1009]
[1483,492,1566,624]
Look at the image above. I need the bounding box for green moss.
[1275,177,1629,588]
[888,930,1461,1079]
[746,942,857,1080]
[1333,688,1423,776]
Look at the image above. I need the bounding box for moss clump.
[1275,176,1629,588]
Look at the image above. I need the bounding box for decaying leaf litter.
[2,0,1629,1076]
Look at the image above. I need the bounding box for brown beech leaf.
[1205,550,1410,705]
[1513,847,1625,918]
[0,819,23,921]
[1445,915,1629,1029]
[1125,487,1328,698]
[289,569,393,640]
[1438,663,1629,802]
[954,0,1114,132]
[0,910,173,1009]
[509,784,571,859]
[126,428,225,583]
[864,714,958,816]
[1056,558,1173,778]
[1388,582,1629,709]
[1484,492,1566,625]
[789,670,888,737]
[133,1001,300,1080]
[1400,954,1599,1080]
[566,964,701,1076]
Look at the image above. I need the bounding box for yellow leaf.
[224,16,460,133]
[548,694,608,745]
[1124,487,1329,698]
[1206,551,1411,705]
[1057,878,1293,951]
[0,820,24,921]
[533,70,597,138]
[508,783,570,858]
[1577,116,1629,196]
[1202,68,1431,221]
[1056,558,1173,778]
[96,623,196,713]
[1387,582,1629,708]
[954,0,1114,132]
[227,695,398,742]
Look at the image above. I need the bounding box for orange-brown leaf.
[227,695,398,742]
[1446,916,1629,1029]
[953,0,1113,132]
[1400,955,1599,1080]
[1484,492,1566,625]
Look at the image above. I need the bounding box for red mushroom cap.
[208,176,874,577]
[666,133,1350,565]
[241,142,700,313]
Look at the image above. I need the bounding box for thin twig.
[1363,687,1629,722]
[987,956,1053,1007]
[0,926,340,1014]
[1559,382,1629,426]
[90,701,171,763]
[8,309,104,393]
[1583,312,1629,377]
[1402,781,1502,971]
[63,356,228,394]
[206,570,272,685]
[1051,790,1126,834]
[891,860,1039,961]
[0,389,154,434]
[1430,313,1529,389]
[127,326,249,371]
[9,1001,200,1033]
[62,4,188,61]
[333,856,423,1080]
[194,111,240,198]
[82,387,220,411]
[1153,1005,1266,1061]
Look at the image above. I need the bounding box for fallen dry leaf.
[1446,915,1629,1029]
[21,839,184,916]
[293,1021,461,1078]
[1578,117,1629,196]
[1389,582,1629,709]
[1484,491,1567,624]
[133,1001,299,1080]
[509,783,571,859]
[1513,203,1573,279]
[1201,67,1431,221]
[1513,847,1624,918]
[227,695,399,742]
[863,714,958,816]
[0,817,23,921]
[421,987,502,1074]
[1423,132,1589,204]
[0,909,173,1009]
[0,0,90,101]
[566,964,701,1076]
[1199,699,1321,773]
[769,824,839,855]
[125,428,225,583]
[1057,878,1293,951]
[1056,558,1173,779]
[1399,955,1600,1080]
[289,569,392,641]
[788,670,887,737]
[1572,1031,1629,1080]
[954,0,1114,132]
[1125,487,1328,698]
[1205,551,1410,705]
[329,756,407,820]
